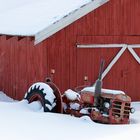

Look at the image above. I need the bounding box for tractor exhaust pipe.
[94,59,105,107]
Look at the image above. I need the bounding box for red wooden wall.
[0,0,140,101]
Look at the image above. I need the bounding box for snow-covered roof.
[0,0,109,45]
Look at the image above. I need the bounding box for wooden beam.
[102,46,127,79]
[128,45,140,64]
[18,36,25,41]
[30,36,35,41]
[77,44,126,48]
[77,44,140,79]
[6,35,13,40]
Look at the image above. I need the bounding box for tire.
[24,82,57,112]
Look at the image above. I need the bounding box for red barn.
[0,0,140,101]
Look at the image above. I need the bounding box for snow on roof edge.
[0,33,34,38]
[34,0,109,45]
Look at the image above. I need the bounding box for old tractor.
[24,60,134,124]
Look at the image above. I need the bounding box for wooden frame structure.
[77,44,140,79]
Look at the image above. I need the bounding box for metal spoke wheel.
[25,82,63,113]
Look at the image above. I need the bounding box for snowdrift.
[0,92,139,140]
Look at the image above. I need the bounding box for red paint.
[0,0,140,101]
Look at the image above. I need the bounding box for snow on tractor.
[24,60,134,124]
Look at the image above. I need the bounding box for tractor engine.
[94,92,131,124]
[62,59,132,124]
[62,88,132,124]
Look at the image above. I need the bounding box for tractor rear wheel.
[25,82,57,112]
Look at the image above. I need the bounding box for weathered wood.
[18,36,25,41]
[0,0,140,101]
[6,35,13,40]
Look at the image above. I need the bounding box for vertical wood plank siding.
[0,0,140,100]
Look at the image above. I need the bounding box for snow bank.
[0,91,139,140]
[0,91,14,102]
[0,100,139,140]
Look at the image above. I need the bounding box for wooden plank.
[1,0,140,101]
[18,36,25,41]
[6,35,13,40]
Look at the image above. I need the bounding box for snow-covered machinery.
[25,60,134,124]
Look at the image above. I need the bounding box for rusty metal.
[46,78,63,113]
[43,60,132,124]
[26,58,133,124]
[26,77,132,124]
[62,89,132,124]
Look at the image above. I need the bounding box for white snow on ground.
[0,0,92,36]
[0,91,14,102]
[0,93,139,140]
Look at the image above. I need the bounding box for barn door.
[76,44,140,101]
